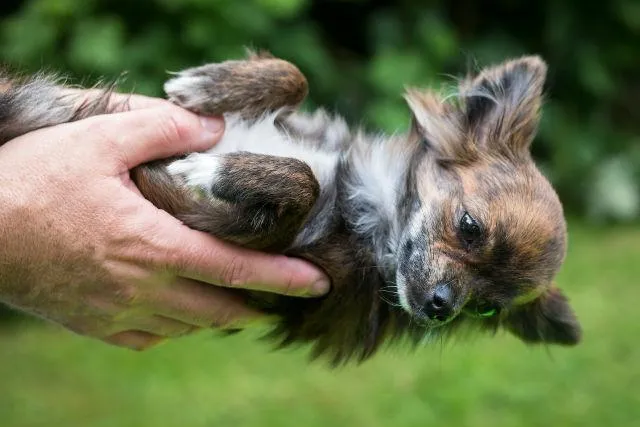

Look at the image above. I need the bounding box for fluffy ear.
[404,88,476,163]
[460,55,547,156]
[504,285,581,345]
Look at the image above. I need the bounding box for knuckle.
[155,108,192,147]
[81,118,117,151]
[81,116,109,136]
[76,116,128,164]
[280,272,296,296]
[218,256,251,288]
[112,284,140,306]
[157,320,198,338]
[158,243,195,274]
[273,255,305,296]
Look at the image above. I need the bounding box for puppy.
[0,52,581,365]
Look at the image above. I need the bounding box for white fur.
[168,112,339,189]
[347,136,408,230]
[167,113,340,248]
[289,110,350,150]
[345,133,412,262]
[166,112,412,260]
[167,153,222,189]
[395,212,426,313]
[164,76,202,97]
[163,75,212,107]
[396,272,411,312]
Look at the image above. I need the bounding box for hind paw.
[164,66,228,115]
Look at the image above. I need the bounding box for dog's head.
[396,56,581,346]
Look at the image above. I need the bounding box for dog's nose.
[423,283,454,321]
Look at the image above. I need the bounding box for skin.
[0,92,330,351]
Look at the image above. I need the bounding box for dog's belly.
[205,113,338,188]
[165,112,339,248]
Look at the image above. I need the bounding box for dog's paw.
[167,153,222,194]
[164,65,228,115]
[165,57,307,119]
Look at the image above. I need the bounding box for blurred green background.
[0,0,638,426]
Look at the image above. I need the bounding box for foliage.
[1,0,638,219]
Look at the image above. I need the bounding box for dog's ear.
[404,88,476,164]
[459,56,547,157]
[404,56,546,162]
[504,285,581,345]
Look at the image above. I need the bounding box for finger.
[62,88,173,111]
[109,92,174,111]
[112,93,172,112]
[123,315,198,338]
[103,330,166,351]
[78,105,225,169]
[155,225,331,297]
[146,276,266,329]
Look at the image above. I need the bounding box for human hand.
[0,92,330,350]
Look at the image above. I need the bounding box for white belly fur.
[167,113,338,192]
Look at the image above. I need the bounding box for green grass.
[1,223,639,427]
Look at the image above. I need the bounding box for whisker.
[379,295,402,308]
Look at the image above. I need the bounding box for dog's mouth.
[398,286,501,328]
[394,272,501,327]
[407,300,500,331]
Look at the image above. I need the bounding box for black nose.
[423,283,454,321]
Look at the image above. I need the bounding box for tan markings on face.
[491,197,556,260]
[439,159,566,306]
[414,153,460,210]
[457,160,486,195]
[457,161,565,263]
[494,168,564,267]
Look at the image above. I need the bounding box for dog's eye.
[459,212,482,246]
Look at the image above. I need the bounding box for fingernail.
[200,116,224,134]
[309,278,331,297]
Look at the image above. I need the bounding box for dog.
[0,52,581,365]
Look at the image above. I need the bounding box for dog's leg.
[0,56,316,250]
[139,151,320,251]
[134,54,316,251]
[0,50,308,145]
[163,51,308,121]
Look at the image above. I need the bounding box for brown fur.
[0,53,581,366]
[165,52,308,120]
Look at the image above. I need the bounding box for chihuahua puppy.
[0,52,581,365]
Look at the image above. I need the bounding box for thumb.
[86,104,225,169]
